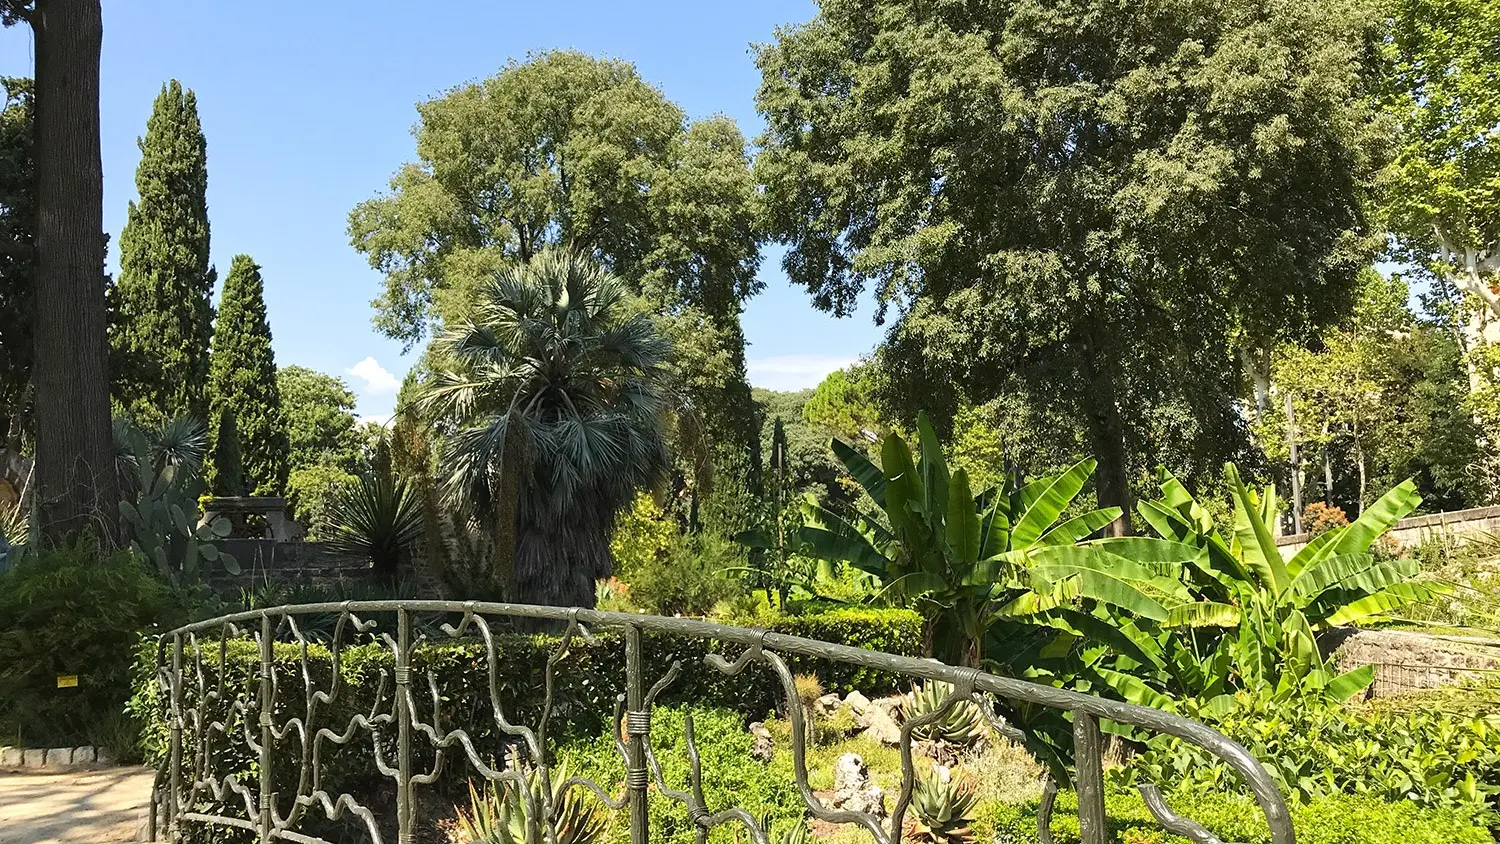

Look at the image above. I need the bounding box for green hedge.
[985,788,1493,844]
[128,606,919,840]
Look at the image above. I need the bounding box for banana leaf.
[1332,479,1420,556]
[1037,508,1120,546]
[1227,464,1291,594]
[1010,457,1098,549]
[831,437,887,505]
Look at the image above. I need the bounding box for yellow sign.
[56,675,78,688]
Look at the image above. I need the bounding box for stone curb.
[0,745,116,770]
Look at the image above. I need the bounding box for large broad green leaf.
[802,498,894,547]
[944,468,981,569]
[1326,664,1375,702]
[831,438,887,505]
[1026,608,1167,670]
[1028,550,1171,621]
[1095,666,1177,711]
[1037,508,1120,546]
[1010,458,1098,549]
[1292,555,1420,608]
[1285,525,1346,576]
[978,488,1012,559]
[881,432,921,536]
[1135,498,1194,544]
[1323,582,1434,625]
[1157,468,1215,534]
[1226,463,1291,595]
[1162,601,1242,628]
[1332,479,1421,555]
[915,412,950,522]
[1288,553,1378,603]
[797,525,891,579]
[1282,608,1325,683]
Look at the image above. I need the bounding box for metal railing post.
[167,633,183,843]
[259,613,274,844]
[1073,711,1107,844]
[625,624,649,844]
[396,606,415,844]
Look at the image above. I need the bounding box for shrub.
[626,532,745,617]
[558,706,802,844]
[1116,692,1500,820]
[1302,501,1350,537]
[984,788,1492,844]
[0,541,184,750]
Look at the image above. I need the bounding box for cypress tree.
[207,255,287,496]
[109,79,213,424]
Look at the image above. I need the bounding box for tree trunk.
[1282,390,1302,534]
[1239,345,1271,427]
[30,0,116,545]
[1081,330,1131,536]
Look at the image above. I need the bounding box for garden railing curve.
[148,600,1294,844]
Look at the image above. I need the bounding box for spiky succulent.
[455,763,606,844]
[903,681,987,745]
[909,766,978,844]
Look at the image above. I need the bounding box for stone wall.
[1276,504,1500,555]
[1324,628,1500,698]
[209,539,376,592]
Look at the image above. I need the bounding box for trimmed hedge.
[985,788,1493,844]
[129,606,920,840]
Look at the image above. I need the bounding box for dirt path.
[0,768,155,844]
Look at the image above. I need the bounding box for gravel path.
[0,767,155,844]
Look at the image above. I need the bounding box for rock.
[0,746,20,768]
[843,690,872,714]
[71,746,96,765]
[95,749,116,768]
[816,693,843,716]
[860,704,903,747]
[19,748,44,768]
[831,753,887,818]
[749,722,774,764]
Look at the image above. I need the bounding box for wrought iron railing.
[148,601,1294,844]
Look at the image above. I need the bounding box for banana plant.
[785,412,1156,667]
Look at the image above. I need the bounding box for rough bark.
[1081,331,1131,536]
[29,0,117,545]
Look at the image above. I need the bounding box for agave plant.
[114,415,235,585]
[908,765,978,844]
[903,681,987,746]
[325,469,423,586]
[454,763,607,844]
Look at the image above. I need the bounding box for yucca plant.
[908,765,978,844]
[325,469,423,586]
[454,763,606,844]
[903,681,987,746]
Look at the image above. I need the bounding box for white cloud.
[747,354,856,392]
[358,413,393,428]
[349,356,401,394]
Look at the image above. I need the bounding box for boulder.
[749,721,775,764]
[861,702,903,746]
[816,693,843,716]
[843,690,873,716]
[831,753,887,818]
[0,746,20,767]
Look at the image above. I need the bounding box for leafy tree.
[755,0,1387,529]
[349,51,763,529]
[0,77,33,447]
[109,80,214,424]
[5,0,118,544]
[206,255,287,496]
[417,250,671,608]
[1381,0,1500,361]
[802,363,888,448]
[278,366,363,473]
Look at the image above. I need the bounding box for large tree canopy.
[0,77,33,447]
[206,255,287,496]
[109,79,214,424]
[755,0,1387,525]
[351,50,765,532]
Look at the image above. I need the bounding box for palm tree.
[418,250,672,608]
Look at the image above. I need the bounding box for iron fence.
[148,601,1294,844]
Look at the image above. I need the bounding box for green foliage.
[610,492,679,578]
[756,0,1386,512]
[803,364,887,448]
[904,681,986,746]
[286,463,357,540]
[456,762,608,844]
[115,415,236,585]
[0,541,182,749]
[625,532,745,617]
[559,706,802,844]
[910,766,978,844]
[110,79,214,424]
[417,250,671,608]
[985,788,1492,844]
[278,366,364,474]
[324,465,423,584]
[0,76,33,432]
[1118,692,1500,821]
[207,255,288,496]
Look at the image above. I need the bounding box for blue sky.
[0,1,883,422]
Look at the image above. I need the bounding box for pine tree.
[109,79,213,424]
[207,255,287,496]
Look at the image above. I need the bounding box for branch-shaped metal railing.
[150,601,1294,844]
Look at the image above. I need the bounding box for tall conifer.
[110,79,213,423]
[207,255,287,496]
